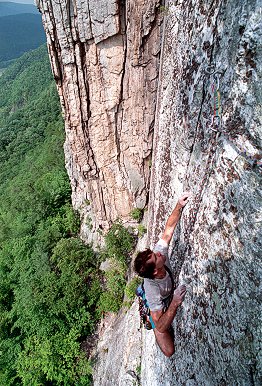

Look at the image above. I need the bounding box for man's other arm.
[161,192,191,245]
[150,285,186,333]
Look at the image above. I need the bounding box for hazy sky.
[0,0,36,4]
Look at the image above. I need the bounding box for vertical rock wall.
[37,0,261,385]
[37,0,162,240]
[146,0,262,385]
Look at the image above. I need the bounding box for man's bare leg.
[153,327,175,357]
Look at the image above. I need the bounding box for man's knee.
[154,330,175,357]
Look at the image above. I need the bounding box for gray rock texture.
[147,0,262,385]
[37,0,262,385]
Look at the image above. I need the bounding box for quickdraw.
[136,283,155,330]
[182,76,220,247]
[182,68,261,257]
[211,70,261,169]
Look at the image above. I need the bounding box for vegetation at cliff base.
[0,44,137,386]
[98,221,135,314]
[0,45,100,386]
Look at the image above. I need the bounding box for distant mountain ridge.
[0,0,35,3]
[0,12,45,67]
[0,1,38,16]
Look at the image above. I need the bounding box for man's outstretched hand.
[173,285,187,306]
[162,192,192,245]
[178,191,191,208]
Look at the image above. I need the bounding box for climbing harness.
[136,265,174,330]
[136,283,155,330]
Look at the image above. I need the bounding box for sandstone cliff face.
[37,0,162,241]
[38,0,261,385]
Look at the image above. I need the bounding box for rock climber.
[134,192,191,357]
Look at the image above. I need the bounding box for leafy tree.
[98,222,135,314]
[104,220,134,263]
[0,46,100,385]
[0,44,137,385]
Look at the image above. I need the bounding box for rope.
[181,69,261,260]
[189,69,261,218]
[211,74,261,169]
[182,75,220,250]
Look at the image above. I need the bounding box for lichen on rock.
[147,0,261,385]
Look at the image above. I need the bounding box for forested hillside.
[0,45,100,385]
[0,44,137,385]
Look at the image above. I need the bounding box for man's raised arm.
[161,192,191,245]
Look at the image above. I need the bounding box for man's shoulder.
[144,277,159,292]
[143,278,163,311]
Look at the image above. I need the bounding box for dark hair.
[134,249,155,279]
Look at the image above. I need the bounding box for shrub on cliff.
[130,208,144,222]
[125,276,143,301]
[98,221,135,314]
[104,220,135,263]
[98,260,127,314]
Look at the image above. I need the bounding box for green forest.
[0,45,136,385]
